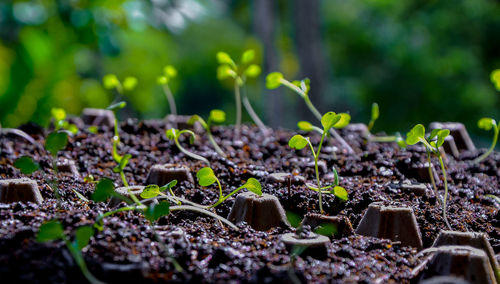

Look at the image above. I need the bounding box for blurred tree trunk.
[253,0,283,128]
[292,0,330,119]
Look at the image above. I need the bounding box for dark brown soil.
[0,118,498,283]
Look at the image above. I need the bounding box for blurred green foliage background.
[0,0,499,144]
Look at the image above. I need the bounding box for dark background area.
[0,0,499,146]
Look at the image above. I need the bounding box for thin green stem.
[234,79,241,139]
[241,91,268,135]
[426,151,441,206]
[162,84,177,116]
[438,156,452,230]
[206,125,226,157]
[315,133,327,214]
[368,135,397,143]
[174,136,210,166]
[474,126,499,163]
[62,236,104,284]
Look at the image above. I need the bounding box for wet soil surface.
[0,119,498,283]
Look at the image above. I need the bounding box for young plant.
[157,65,178,116]
[166,128,210,166]
[365,102,406,147]
[51,108,78,135]
[103,74,138,95]
[289,112,349,214]
[196,167,262,208]
[266,72,354,154]
[217,49,267,137]
[367,102,379,132]
[406,124,452,230]
[474,118,498,163]
[37,221,102,284]
[188,110,226,157]
[106,101,132,188]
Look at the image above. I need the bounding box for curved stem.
[162,84,177,116]
[62,236,104,284]
[426,151,441,206]
[174,137,210,166]
[234,79,241,140]
[315,133,327,214]
[438,156,452,230]
[242,90,268,135]
[207,129,226,157]
[474,126,499,163]
[170,205,238,231]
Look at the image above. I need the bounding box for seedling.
[188,110,227,157]
[166,128,210,166]
[196,167,262,208]
[217,49,267,137]
[289,112,349,214]
[37,221,102,284]
[157,65,178,116]
[368,102,379,132]
[491,69,500,91]
[51,108,78,135]
[103,74,137,95]
[266,72,354,154]
[406,124,452,230]
[474,118,498,163]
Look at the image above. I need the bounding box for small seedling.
[166,128,210,166]
[103,74,137,95]
[367,102,379,132]
[51,108,78,135]
[188,110,227,157]
[289,112,349,214]
[217,49,267,137]
[266,72,354,154]
[196,167,262,208]
[406,124,452,230]
[474,118,498,163]
[364,102,406,147]
[157,65,178,116]
[37,221,102,284]
[491,69,500,91]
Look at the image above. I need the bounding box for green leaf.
[288,134,308,150]
[72,189,89,202]
[45,131,68,157]
[67,124,78,135]
[144,201,170,222]
[51,108,66,121]
[265,72,283,89]
[241,50,255,64]
[217,65,236,80]
[123,76,138,91]
[239,178,262,196]
[157,76,168,85]
[159,180,178,191]
[75,226,94,250]
[321,112,341,130]
[216,51,235,67]
[209,110,226,124]
[491,69,500,91]
[333,113,351,129]
[14,156,39,174]
[285,211,301,228]
[140,184,161,199]
[406,124,425,145]
[164,65,177,78]
[37,220,64,242]
[315,223,338,237]
[297,121,314,132]
[196,167,217,187]
[332,186,348,201]
[429,129,440,140]
[244,64,261,78]
[371,103,379,121]
[300,78,311,94]
[106,101,127,112]
[436,129,450,148]
[103,74,120,90]
[478,117,496,131]
[332,167,339,186]
[88,126,98,134]
[166,128,177,140]
[91,178,115,202]
[395,132,406,148]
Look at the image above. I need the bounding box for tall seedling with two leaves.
[406,124,452,230]
[266,72,354,154]
[474,118,498,163]
[289,112,350,214]
[217,50,267,138]
[157,65,178,116]
[188,110,227,157]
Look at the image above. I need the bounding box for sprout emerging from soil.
[188,110,227,157]
[217,49,267,138]
[406,124,452,230]
[157,65,178,116]
[51,108,78,135]
[266,72,354,154]
[37,221,102,284]
[361,102,405,146]
[474,118,498,163]
[166,128,210,166]
[289,112,350,214]
[368,102,379,132]
[196,167,262,208]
